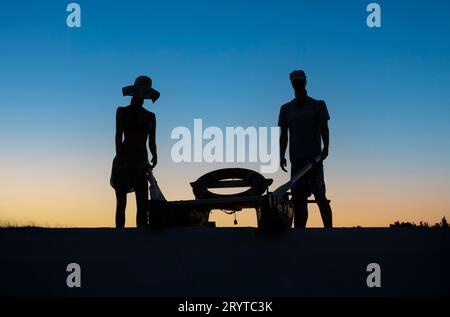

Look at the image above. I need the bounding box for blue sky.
[0,0,449,227]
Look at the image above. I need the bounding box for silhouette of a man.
[278,70,333,228]
[110,76,159,228]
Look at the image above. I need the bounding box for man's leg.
[292,195,308,228]
[135,179,149,228]
[291,161,309,228]
[316,195,333,228]
[115,190,127,228]
[312,164,333,228]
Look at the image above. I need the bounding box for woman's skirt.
[110,155,150,193]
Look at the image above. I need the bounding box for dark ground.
[1,228,449,297]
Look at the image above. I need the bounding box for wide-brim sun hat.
[122,75,160,103]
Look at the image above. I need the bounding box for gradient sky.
[1,0,449,227]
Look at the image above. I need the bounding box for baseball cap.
[289,70,307,82]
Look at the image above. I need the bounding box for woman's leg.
[135,179,149,228]
[115,190,127,228]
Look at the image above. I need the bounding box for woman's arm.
[115,107,124,156]
[149,113,157,167]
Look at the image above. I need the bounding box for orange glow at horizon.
[1,149,449,228]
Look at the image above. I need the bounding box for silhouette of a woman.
[110,76,159,228]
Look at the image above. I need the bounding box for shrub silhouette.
[390,217,449,228]
[441,217,448,228]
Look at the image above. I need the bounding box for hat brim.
[122,85,160,103]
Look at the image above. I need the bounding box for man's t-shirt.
[278,95,330,161]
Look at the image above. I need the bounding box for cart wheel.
[190,168,271,199]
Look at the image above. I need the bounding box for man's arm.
[278,105,289,173]
[115,107,123,156]
[149,113,158,167]
[279,126,288,172]
[320,119,329,160]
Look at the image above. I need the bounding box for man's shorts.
[291,159,327,200]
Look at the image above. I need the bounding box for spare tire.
[190,168,269,199]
